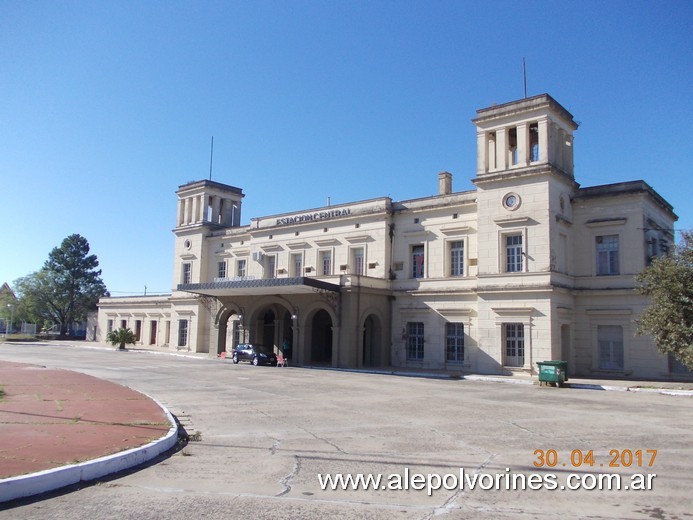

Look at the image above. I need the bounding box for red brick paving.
[0,360,171,479]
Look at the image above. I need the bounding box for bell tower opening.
[175,180,244,229]
[473,94,578,178]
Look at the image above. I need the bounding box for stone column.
[177,200,185,226]
[496,128,507,171]
[184,198,192,225]
[293,316,301,365]
[191,196,200,224]
[538,119,549,164]
[476,131,487,174]
[331,325,341,368]
[517,123,529,167]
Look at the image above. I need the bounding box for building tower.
[171,180,244,352]
[471,94,579,372]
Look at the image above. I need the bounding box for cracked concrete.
[1,343,692,519]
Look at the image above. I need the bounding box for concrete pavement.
[0,340,691,509]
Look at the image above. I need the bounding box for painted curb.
[0,395,179,503]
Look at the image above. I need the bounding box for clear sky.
[1,0,691,296]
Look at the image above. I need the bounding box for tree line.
[2,234,108,336]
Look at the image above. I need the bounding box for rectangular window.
[505,235,523,272]
[178,319,188,347]
[149,320,157,345]
[291,253,303,277]
[320,250,332,276]
[267,255,276,279]
[598,325,624,370]
[446,323,465,363]
[107,320,114,333]
[352,248,364,275]
[218,261,226,279]
[407,322,424,360]
[135,320,142,341]
[596,235,620,275]
[412,245,425,278]
[504,323,525,367]
[121,319,127,330]
[182,263,192,284]
[449,241,464,277]
[237,259,246,278]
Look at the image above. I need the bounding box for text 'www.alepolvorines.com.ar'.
[318,468,657,496]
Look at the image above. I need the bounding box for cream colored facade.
[97,94,685,379]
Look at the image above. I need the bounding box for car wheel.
[232,355,239,364]
[252,356,260,366]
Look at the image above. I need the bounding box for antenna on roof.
[523,58,527,99]
[209,136,214,181]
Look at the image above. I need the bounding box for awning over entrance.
[177,277,341,297]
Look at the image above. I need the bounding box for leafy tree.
[106,327,137,350]
[0,284,18,333]
[636,231,693,369]
[14,234,108,336]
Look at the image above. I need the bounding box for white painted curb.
[0,395,179,503]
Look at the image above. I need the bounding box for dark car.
[231,344,278,366]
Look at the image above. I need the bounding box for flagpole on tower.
[523,58,527,99]
[209,136,214,181]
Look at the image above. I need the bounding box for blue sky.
[1,0,691,296]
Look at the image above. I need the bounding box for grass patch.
[0,334,39,342]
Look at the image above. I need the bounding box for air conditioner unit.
[252,251,264,262]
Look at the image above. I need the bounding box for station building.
[97,94,684,379]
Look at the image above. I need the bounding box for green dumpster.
[537,360,568,387]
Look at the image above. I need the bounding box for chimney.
[438,172,452,195]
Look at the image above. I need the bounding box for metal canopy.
[177,277,341,297]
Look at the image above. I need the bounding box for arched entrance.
[248,302,294,356]
[216,306,242,356]
[310,309,333,364]
[262,309,276,350]
[362,314,382,367]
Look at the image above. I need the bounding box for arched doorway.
[310,309,333,364]
[262,309,276,350]
[216,306,242,356]
[362,314,382,367]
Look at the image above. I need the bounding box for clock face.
[503,193,520,210]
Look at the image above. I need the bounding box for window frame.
[503,323,525,367]
[290,252,303,277]
[445,322,465,363]
[182,262,192,284]
[319,249,332,276]
[406,322,425,361]
[596,234,620,276]
[266,254,277,279]
[411,244,425,279]
[236,258,247,278]
[597,325,624,370]
[504,234,524,273]
[448,239,465,277]
[178,319,188,347]
[351,247,365,276]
